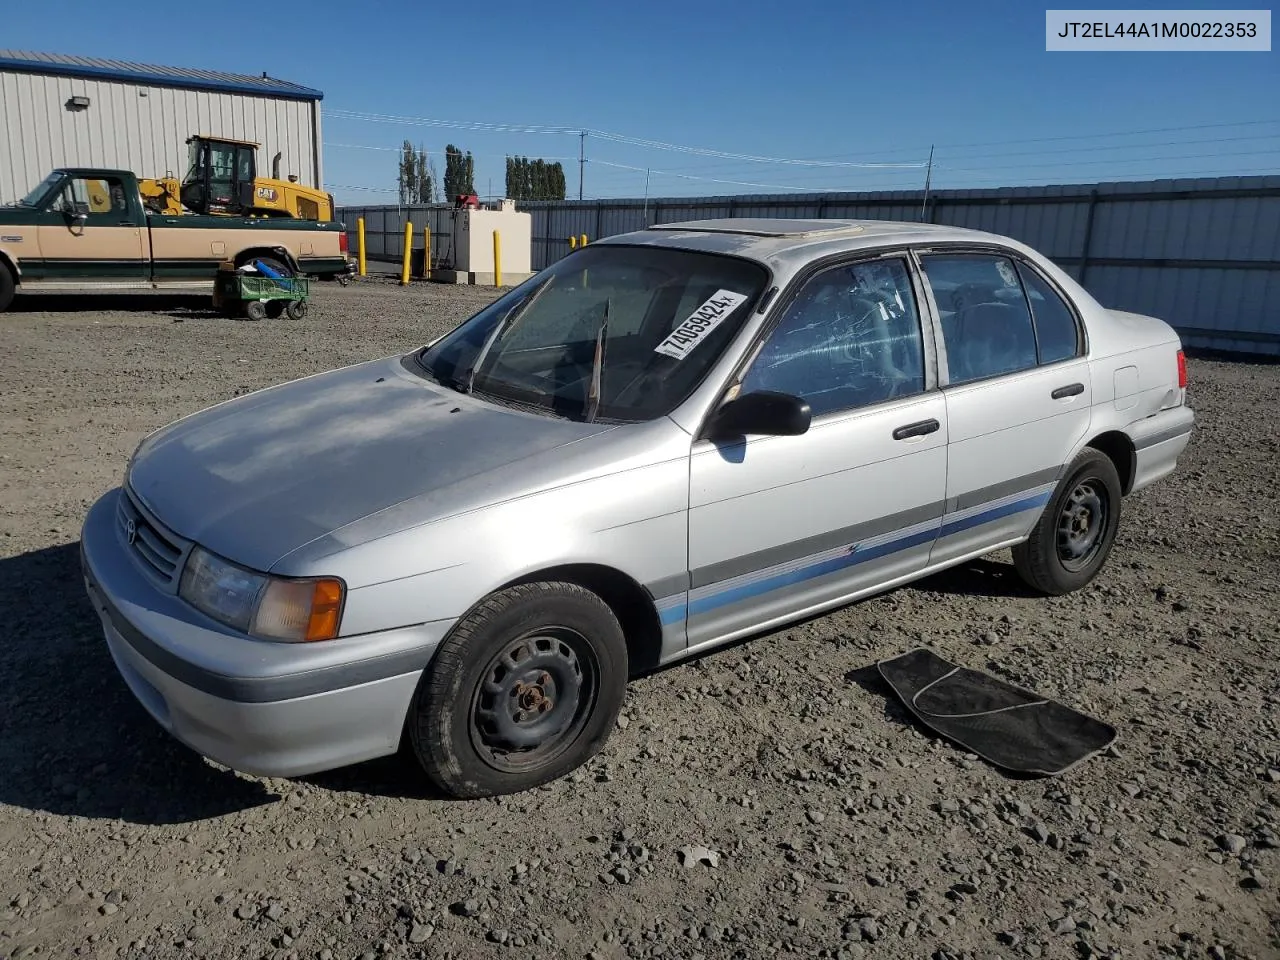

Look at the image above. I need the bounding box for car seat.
[948,302,1037,383]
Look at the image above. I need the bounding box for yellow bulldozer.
[140,134,334,221]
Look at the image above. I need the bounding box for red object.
[1176,349,1188,388]
[454,193,480,209]
[339,230,348,253]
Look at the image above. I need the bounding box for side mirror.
[706,390,811,440]
[70,202,90,222]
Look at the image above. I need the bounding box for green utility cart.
[213,259,310,321]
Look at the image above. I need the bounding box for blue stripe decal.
[660,487,1054,625]
[687,526,939,618]
[658,603,687,626]
[939,491,1052,539]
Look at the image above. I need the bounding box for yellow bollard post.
[569,236,577,250]
[493,229,502,287]
[421,225,431,279]
[356,217,367,277]
[400,220,413,286]
[580,233,588,247]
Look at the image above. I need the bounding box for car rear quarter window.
[1016,261,1081,364]
[919,254,1039,385]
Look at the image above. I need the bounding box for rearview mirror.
[706,390,811,440]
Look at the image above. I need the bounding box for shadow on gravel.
[0,543,280,825]
[11,293,213,315]
[301,755,453,802]
[914,557,1040,598]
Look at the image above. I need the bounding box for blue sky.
[7,0,1278,203]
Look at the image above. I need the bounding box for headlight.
[178,546,345,642]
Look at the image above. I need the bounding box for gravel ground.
[1,277,1277,960]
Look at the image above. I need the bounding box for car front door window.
[739,257,926,416]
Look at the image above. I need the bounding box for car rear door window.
[1016,261,1081,364]
[919,254,1039,384]
[739,257,925,416]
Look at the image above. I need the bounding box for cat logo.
[256,186,278,202]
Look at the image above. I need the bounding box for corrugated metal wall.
[338,175,1280,356]
[0,70,320,202]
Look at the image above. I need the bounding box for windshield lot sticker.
[655,289,749,360]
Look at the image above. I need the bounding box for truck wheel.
[408,581,628,799]
[245,300,268,322]
[0,265,14,313]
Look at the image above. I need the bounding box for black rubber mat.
[877,648,1117,776]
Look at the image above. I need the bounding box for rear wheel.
[244,300,268,322]
[1012,448,1122,595]
[0,265,14,313]
[408,582,627,798]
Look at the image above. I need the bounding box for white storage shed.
[0,50,323,204]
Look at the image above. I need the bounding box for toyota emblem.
[125,518,137,545]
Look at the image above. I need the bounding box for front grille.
[117,485,187,587]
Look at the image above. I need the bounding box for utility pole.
[643,167,650,223]
[578,131,586,201]
[920,144,934,222]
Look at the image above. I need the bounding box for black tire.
[244,300,268,322]
[285,299,308,320]
[409,581,628,798]
[0,264,14,313]
[1012,448,1122,596]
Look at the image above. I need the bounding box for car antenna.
[460,274,555,395]
[584,297,611,423]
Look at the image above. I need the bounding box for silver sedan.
[80,218,1194,797]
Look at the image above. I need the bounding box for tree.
[504,156,567,201]
[397,140,434,204]
[444,144,475,199]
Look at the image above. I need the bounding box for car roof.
[598,218,1023,269]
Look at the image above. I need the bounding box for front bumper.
[79,488,445,778]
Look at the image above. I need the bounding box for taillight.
[1176,349,1188,389]
[339,230,349,253]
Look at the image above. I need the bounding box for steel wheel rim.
[469,626,599,774]
[1056,479,1108,572]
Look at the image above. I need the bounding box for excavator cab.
[181,136,257,216]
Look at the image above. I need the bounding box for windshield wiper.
[458,274,556,395]
[583,297,611,423]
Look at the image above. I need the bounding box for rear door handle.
[1051,382,1085,400]
[893,418,940,440]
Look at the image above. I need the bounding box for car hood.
[127,355,616,572]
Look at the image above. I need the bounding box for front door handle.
[1051,382,1085,400]
[893,418,940,441]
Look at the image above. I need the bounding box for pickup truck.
[0,168,355,312]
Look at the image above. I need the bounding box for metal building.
[0,50,323,204]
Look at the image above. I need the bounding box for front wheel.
[0,266,14,312]
[408,582,628,798]
[1012,448,1122,595]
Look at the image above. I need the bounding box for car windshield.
[12,172,65,208]
[413,244,769,422]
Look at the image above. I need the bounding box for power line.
[591,160,918,194]
[649,132,1280,175]
[326,107,928,169]
[939,148,1279,174]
